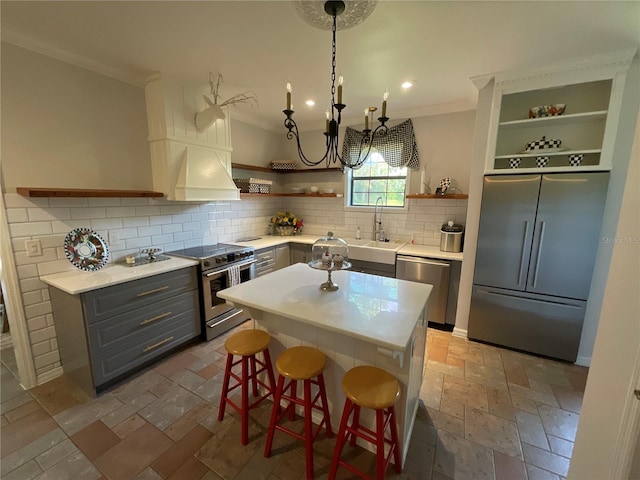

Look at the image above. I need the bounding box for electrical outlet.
[25,239,42,257]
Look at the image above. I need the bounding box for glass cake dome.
[309,232,350,291]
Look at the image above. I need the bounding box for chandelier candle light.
[284,0,389,169]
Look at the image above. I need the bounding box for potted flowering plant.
[271,211,303,235]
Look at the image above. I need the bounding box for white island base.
[219,263,431,464]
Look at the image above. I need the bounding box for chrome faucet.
[373,197,385,241]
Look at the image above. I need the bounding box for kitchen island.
[218,262,432,464]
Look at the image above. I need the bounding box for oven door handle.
[204,258,256,277]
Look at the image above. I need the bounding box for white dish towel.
[228,264,241,286]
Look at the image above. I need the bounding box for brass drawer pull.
[143,336,174,353]
[139,312,172,326]
[136,285,169,297]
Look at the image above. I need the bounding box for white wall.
[1,43,151,191]
[568,114,640,480]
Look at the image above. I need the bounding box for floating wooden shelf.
[406,194,468,199]
[232,163,342,174]
[17,187,165,198]
[240,193,343,198]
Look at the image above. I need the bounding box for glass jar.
[311,231,349,269]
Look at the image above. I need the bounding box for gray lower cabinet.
[50,266,200,395]
[255,244,291,277]
[289,242,312,264]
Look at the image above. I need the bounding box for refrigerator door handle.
[530,221,546,288]
[516,221,530,287]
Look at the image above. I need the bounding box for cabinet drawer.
[91,317,200,387]
[83,267,198,323]
[87,291,200,352]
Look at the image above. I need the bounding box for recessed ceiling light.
[401,81,413,89]
[305,99,315,106]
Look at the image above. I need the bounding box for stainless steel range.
[167,244,255,340]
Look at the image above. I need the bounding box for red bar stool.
[329,365,401,480]
[218,329,276,445]
[264,346,332,480]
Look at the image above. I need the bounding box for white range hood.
[144,74,240,201]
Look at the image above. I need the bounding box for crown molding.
[1,25,147,88]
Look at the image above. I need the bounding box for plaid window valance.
[341,119,420,170]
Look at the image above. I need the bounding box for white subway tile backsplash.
[70,207,107,220]
[6,208,29,223]
[20,277,48,292]
[51,220,93,234]
[160,205,183,215]
[149,215,173,225]
[31,340,53,357]
[173,231,193,242]
[29,325,57,345]
[48,197,88,207]
[134,206,161,216]
[120,198,150,206]
[106,206,137,218]
[14,249,59,266]
[122,217,150,228]
[137,225,162,237]
[10,221,53,237]
[36,259,73,276]
[22,290,44,306]
[4,193,49,208]
[34,350,61,370]
[171,214,191,224]
[125,236,152,249]
[24,301,52,320]
[91,219,124,231]
[161,224,182,234]
[182,222,201,231]
[87,198,122,207]
[151,234,174,245]
[27,208,71,222]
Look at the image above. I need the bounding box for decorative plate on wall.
[64,228,109,271]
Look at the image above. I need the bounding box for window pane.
[353,180,369,193]
[352,192,369,205]
[348,149,406,208]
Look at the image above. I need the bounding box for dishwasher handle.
[396,255,451,268]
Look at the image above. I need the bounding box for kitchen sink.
[343,238,406,265]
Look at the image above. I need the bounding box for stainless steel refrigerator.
[468,172,609,361]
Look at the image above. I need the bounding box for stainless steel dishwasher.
[396,255,451,324]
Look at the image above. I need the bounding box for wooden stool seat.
[276,346,326,380]
[218,329,276,446]
[342,365,400,410]
[265,346,332,479]
[225,329,271,356]
[330,366,402,480]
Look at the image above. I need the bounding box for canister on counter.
[440,221,464,252]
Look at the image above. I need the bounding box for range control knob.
[203,260,210,268]
[215,257,223,264]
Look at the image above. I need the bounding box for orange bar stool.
[264,346,333,480]
[329,365,401,480]
[218,329,276,445]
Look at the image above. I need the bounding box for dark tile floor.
[0,322,587,479]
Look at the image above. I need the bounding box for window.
[348,151,408,207]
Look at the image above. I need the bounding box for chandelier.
[284,0,389,170]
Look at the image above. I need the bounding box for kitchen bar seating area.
[1,318,589,479]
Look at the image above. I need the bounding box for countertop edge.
[40,257,199,295]
[232,235,464,260]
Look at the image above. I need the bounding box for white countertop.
[218,262,432,351]
[397,244,464,261]
[40,257,199,295]
[232,235,463,261]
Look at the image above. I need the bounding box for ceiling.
[2,1,639,131]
